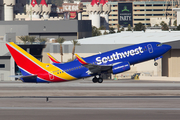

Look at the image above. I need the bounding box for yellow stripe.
[9,42,77,80]
[47,53,58,62]
[75,54,87,63]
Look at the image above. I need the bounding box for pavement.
[0,78,180,96]
[0,78,180,120]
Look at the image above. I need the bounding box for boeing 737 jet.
[6,42,171,83]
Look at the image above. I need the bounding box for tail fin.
[75,54,88,65]
[6,42,72,83]
[6,42,45,76]
[47,53,60,63]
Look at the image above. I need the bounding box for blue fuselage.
[53,42,171,79]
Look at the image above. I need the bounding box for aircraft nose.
[164,44,172,51]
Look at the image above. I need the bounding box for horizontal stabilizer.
[9,75,23,78]
[75,54,88,65]
[47,53,60,63]
[21,75,38,83]
[20,75,37,79]
[9,75,38,82]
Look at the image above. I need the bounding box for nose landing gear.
[154,62,158,66]
[92,76,103,83]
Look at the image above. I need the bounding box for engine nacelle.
[112,62,130,74]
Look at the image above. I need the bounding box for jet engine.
[112,62,130,74]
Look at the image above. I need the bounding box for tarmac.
[0,78,180,120]
[0,78,180,96]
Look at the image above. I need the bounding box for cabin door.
[147,44,153,53]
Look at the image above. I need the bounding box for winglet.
[75,54,88,65]
[47,53,60,63]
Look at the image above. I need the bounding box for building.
[0,0,27,21]
[0,33,16,81]
[0,20,92,41]
[85,0,111,29]
[82,0,178,28]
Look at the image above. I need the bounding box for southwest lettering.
[130,50,135,56]
[102,57,108,63]
[107,56,113,61]
[112,53,118,60]
[139,46,143,53]
[96,46,144,65]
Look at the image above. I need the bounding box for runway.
[1,108,179,120]
[1,97,180,120]
[0,79,180,120]
[0,79,180,96]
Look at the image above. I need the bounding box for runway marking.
[1,107,180,110]
[1,96,180,98]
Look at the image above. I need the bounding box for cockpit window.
[157,43,163,47]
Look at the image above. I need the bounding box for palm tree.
[134,22,145,31]
[117,24,121,33]
[18,36,37,44]
[37,38,47,44]
[28,36,36,44]
[92,26,102,36]
[160,21,169,31]
[126,24,132,31]
[109,27,116,34]
[56,37,65,63]
[18,36,29,44]
[71,39,80,60]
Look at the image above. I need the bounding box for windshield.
[157,43,163,47]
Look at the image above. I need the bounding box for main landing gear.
[92,76,103,83]
[154,59,158,66]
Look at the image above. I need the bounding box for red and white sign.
[69,12,77,19]
[63,4,79,12]
[62,3,83,12]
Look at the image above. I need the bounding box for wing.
[75,54,112,74]
[47,53,61,63]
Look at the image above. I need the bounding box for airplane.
[6,42,171,83]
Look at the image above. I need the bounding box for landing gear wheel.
[98,78,103,83]
[154,62,158,66]
[92,77,98,83]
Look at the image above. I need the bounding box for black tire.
[98,78,103,83]
[154,62,158,66]
[92,77,98,83]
